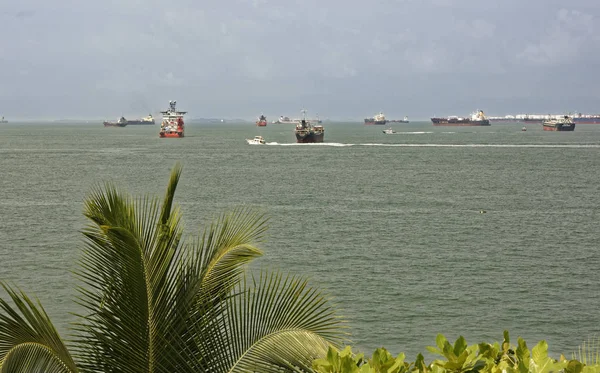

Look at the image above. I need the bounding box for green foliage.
[313,346,409,373]
[0,163,345,373]
[427,334,486,373]
[574,337,600,366]
[314,332,600,373]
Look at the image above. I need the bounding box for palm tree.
[0,163,345,373]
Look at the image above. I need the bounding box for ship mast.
[300,108,308,128]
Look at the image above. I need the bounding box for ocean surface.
[1,120,599,360]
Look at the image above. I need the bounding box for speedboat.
[521,126,527,131]
[246,135,266,145]
[382,127,396,134]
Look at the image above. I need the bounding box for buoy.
[480,210,486,214]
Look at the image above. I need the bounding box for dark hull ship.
[542,116,575,131]
[294,109,324,143]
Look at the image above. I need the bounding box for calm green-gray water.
[1,121,599,359]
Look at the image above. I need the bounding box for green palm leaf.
[202,272,347,373]
[73,164,203,373]
[0,163,345,373]
[72,164,278,373]
[0,284,77,373]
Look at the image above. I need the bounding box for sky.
[1,0,600,121]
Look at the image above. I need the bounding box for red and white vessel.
[256,114,267,126]
[159,100,187,138]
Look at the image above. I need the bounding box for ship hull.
[542,123,575,131]
[127,121,155,125]
[431,118,490,126]
[256,120,267,127]
[364,119,387,125]
[159,131,184,138]
[104,122,127,127]
[295,131,324,143]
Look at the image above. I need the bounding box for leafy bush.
[313,331,600,373]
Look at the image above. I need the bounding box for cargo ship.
[573,113,600,124]
[542,115,575,131]
[431,110,490,126]
[273,115,298,124]
[364,112,387,125]
[0,116,7,123]
[159,100,186,138]
[127,114,155,125]
[389,116,409,123]
[103,116,128,127]
[256,114,267,126]
[273,114,321,125]
[295,109,324,143]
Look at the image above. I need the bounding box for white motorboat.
[246,135,266,145]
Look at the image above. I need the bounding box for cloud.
[517,8,598,66]
[1,0,599,118]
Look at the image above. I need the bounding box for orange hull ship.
[159,100,187,138]
[256,114,267,126]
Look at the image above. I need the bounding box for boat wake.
[262,143,600,148]
[361,143,600,148]
[265,142,351,147]
[393,131,435,134]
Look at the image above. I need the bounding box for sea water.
[0,121,599,359]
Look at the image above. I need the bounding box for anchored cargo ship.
[295,109,324,143]
[127,114,155,125]
[431,110,490,126]
[273,114,321,125]
[159,100,186,138]
[104,116,128,127]
[364,112,387,125]
[389,116,409,123]
[542,115,575,131]
[256,114,267,126]
[273,116,297,124]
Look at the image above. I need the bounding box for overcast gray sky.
[1,0,599,120]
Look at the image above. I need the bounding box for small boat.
[246,135,266,145]
[521,126,527,131]
[382,127,396,134]
[0,116,7,124]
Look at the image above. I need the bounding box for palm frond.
[0,283,77,373]
[573,336,600,365]
[201,272,347,373]
[196,207,268,302]
[73,165,204,373]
